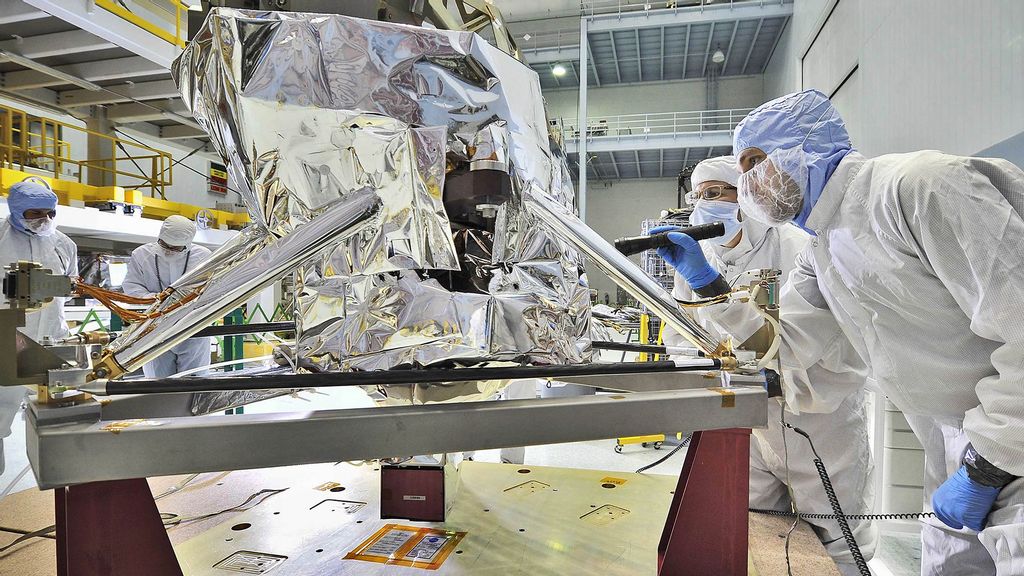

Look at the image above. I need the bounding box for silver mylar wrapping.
[167,7,591,390]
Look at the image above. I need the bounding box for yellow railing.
[96,0,189,49]
[0,104,173,199]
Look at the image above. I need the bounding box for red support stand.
[55,478,183,576]
[658,428,751,576]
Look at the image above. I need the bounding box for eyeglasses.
[685,184,737,204]
[158,239,187,252]
[23,209,56,219]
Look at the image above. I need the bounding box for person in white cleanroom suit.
[122,215,212,378]
[0,180,78,475]
[658,155,876,575]
[719,89,1023,575]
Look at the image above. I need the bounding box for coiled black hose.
[784,423,871,576]
[750,508,934,521]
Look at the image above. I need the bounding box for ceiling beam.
[701,21,716,78]
[659,148,664,178]
[681,23,691,79]
[608,31,622,83]
[0,30,115,60]
[635,29,643,82]
[634,150,641,178]
[160,124,208,141]
[587,2,793,33]
[23,0,181,69]
[3,57,167,91]
[59,79,181,107]
[106,101,191,123]
[721,21,740,74]
[741,19,764,76]
[0,3,48,25]
[659,26,665,81]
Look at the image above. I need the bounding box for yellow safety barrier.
[0,167,249,229]
[0,103,172,199]
[95,0,189,49]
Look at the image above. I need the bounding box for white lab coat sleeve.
[896,156,1024,475]
[707,246,865,413]
[121,246,157,298]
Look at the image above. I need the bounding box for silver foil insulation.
[113,7,593,375]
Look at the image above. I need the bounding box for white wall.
[583,177,678,302]
[763,0,1024,157]
[544,75,766,121]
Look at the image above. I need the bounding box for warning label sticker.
[344,524,467,570]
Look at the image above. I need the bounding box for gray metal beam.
[106,101,189,123]
[0,30,115,60]
[681,23,691,79]
[159,124,207,140]
[659,26,665,81]
[608,30,622,83]
[28,385,767,488]
[520,45,580,65]
[24,0,182,69]
[660,148,665,178]
[741,18,764,75]
[721,21,740,73]
[634,149,641,177]
[564,130,734,153]
[587,1,793,33]
[609,153,621,179]
[58,79,180,107]
[0,3,48,25]
[635,29,643,82]
[3,57,166,91]
[701,21,716,78]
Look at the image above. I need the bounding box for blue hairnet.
[733,89,852,228]
[7,181,58,232]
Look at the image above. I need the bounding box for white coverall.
[765,150,1024,575]
[664,218,876,573]
[122,242,213,378]
[0,218,78,475]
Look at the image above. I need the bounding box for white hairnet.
[159,215,197,248]
[737,147,808,226]
[690,155,738,188]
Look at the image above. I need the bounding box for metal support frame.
[55,479,182,576]
[658,428,751,576]
[27,383,766,489]
[576,16,589,221]
[35,388,760,576]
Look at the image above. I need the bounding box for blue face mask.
[689,200,742,246]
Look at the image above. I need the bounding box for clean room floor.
[1,386,922,575]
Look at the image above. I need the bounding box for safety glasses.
[685,184,737,205]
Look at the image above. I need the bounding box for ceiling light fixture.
[552,64,567,77]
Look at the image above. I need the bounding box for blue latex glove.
[649,225,719,290]
[932,466,1001,531]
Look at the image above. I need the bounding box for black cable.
[749,508,935,521]
[0,524,56,553]
[784,423,871,576]
[162,488,287,527]
[113,128,246,200]
[634,435,691,474]
[114,138,154,190]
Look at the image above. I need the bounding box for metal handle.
[614,222,726,256]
